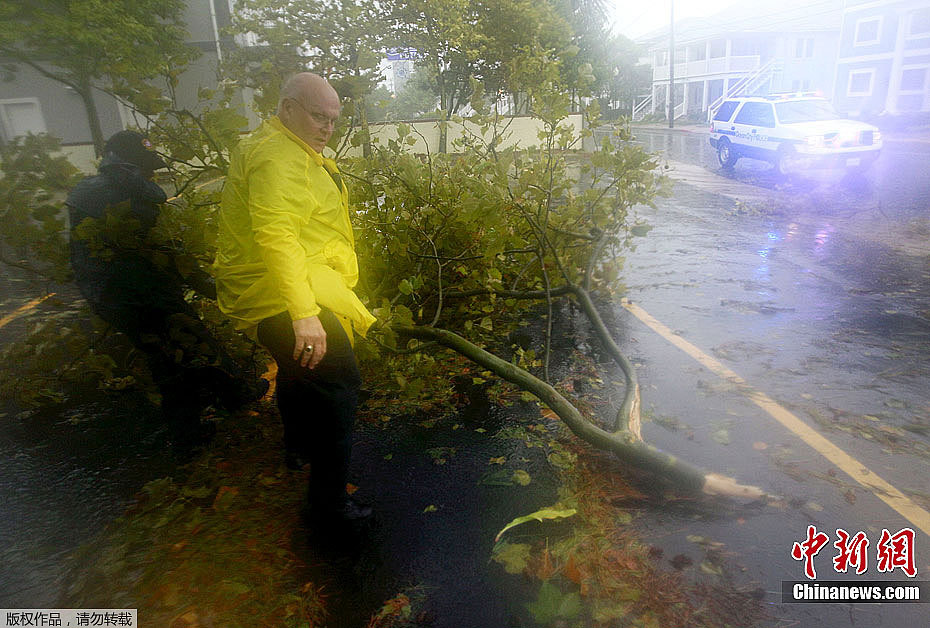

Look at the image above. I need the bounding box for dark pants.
[81,265,257,438]
[258,309,362,513]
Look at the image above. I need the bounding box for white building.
[635,0,845,121]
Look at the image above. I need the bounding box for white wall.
[342,114,585,156]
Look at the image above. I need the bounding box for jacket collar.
[269,116,343,177]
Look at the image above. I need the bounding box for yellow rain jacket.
[214,116,375,341]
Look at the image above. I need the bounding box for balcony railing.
[653,55,762,81]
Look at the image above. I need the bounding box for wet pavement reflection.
[614,130,930,627]
[0,395,177,606]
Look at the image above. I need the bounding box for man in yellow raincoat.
[214,73,376,530]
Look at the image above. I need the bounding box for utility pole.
[668,0,675,129]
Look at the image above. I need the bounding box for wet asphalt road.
[0,276,185,606]
[614,127,930,627]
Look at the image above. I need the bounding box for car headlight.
[805,135,822,147]
[873,130,882,143]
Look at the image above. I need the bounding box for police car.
[708,94,882,175]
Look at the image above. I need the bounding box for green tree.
[0,0,197,155]
[599,35,652,116]
[385,0,570,150]
[227,0,388,155]
[0,134,79,281]
[367,69,440,122]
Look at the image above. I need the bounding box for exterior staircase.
[631,95,687,121]
[631,94,653,121]
[706,57,784,121]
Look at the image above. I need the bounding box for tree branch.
[442,286,573,300]
[395,324,765,499]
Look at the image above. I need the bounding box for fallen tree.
[0,76,764,499]
[348,85,765,499]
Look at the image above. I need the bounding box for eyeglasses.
[288,98,339,128]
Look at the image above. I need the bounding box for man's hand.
[292,315,327,369]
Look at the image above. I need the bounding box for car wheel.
[717,138,738,170]
[775,145,797,178]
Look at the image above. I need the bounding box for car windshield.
[775,100,841,123]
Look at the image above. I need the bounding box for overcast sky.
[609,0,740,41]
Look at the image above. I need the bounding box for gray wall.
[0,64,124,145]
[834,58,893,115]
[0,0,233,148]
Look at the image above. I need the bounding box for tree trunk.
[394,324,766,500]
[77,76,106,157]
[356,96,372,158]
[437,68,448,154]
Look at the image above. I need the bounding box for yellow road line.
[622,298,930,539]
[0,293,55,330]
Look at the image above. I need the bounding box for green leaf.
[699,560,725,576]
[547,450,576,470]
[221,579,252,595]
[480,469,514,486]
[512,469,531,486]
[527,581,582,623]
[614,510,633,525]
[491,541,532,574]
[494,506,577,542]
[181,486,212,499]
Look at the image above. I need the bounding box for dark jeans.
[257,309,362,512]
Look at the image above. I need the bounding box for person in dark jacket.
[67,130,266,449]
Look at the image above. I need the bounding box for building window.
[854,17,882,46]
[0,98,47,142]
[847,69,874,96]
[709,39,726,58]
[795,37,814,58]
[907,8,930,37]
[689,43,706,61]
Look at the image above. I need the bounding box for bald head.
[278,73,337,112]
[277,72,341,153]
